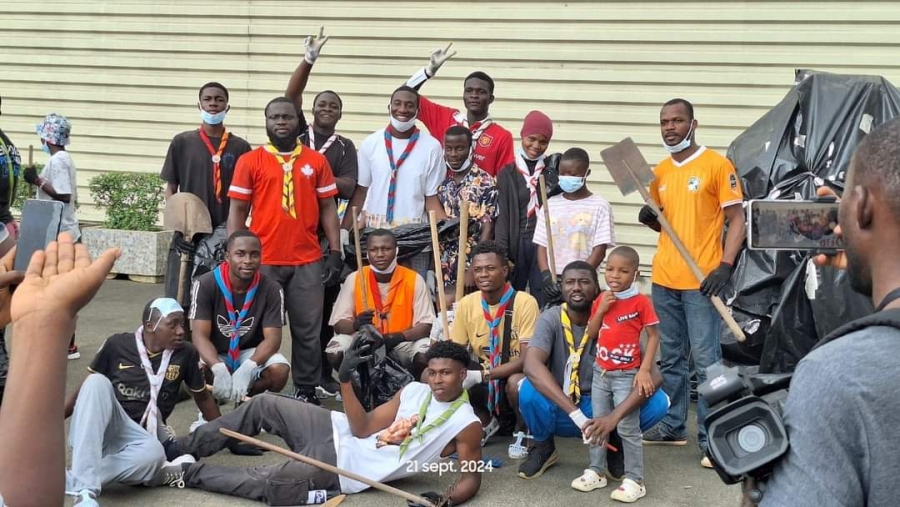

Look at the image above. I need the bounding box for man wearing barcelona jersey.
[405,44,515,177]
[227,97,343,406]
[637,99,746,468]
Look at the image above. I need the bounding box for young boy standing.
[573,246,659,502]
[532,148,614,306]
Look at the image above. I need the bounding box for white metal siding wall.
[3,1,899,269]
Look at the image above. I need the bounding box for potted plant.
[81,172,172,281]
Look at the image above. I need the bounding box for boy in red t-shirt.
[572,246,659,502]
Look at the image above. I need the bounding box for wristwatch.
[482,369,492,383]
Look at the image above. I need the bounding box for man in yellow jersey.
[636,99,745,468]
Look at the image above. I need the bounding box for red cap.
[520,110,553,141]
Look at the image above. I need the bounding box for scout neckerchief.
[198,128,230,203]
[515,150,545,218]
[453,111,492,144]
[560,303,589,403]
[481,284,515,414]
[264,144,304,218]
[398,388,470,458]
[368,266,401,334]
[0,136,16,205]
[307,124,337,154]
[213,262,261,372]
[134,326,174,436]
[384,126,420,224]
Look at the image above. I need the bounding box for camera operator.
[749,118,900,506]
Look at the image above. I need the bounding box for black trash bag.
[343,219,460,272]
[192,225,228,280]
[758,259,818,374]
[349,327,414,411]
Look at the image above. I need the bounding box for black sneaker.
[517,439,559,479]
[642,424,688,446]
[294,386,322,406]
[605,430,625,481]
[316,377,340,398]
[149,461,190,488]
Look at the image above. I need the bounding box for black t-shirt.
[297,129,358,201]
[88,333,206,424]
[160,130,252,228]
[188,269,284,354]
[0,129,22,224]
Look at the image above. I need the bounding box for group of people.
[0,28,897,507]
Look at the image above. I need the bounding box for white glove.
[463,370,483,390]
[568,409,592,445]
[304,26,330,65]
[210,362,233,401]
[426,42,457,77]
[340,229,350,249]
[231,360,258,403]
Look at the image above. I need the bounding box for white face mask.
[612,272,640,299]
[663,123,694,154]
[389,112,418,132]
[368,248,399,274]
[447,146,474,173]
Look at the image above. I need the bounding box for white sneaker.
[700,456,713,468]
[165,454,196,467]
[481,417,500,447]
[571,469,607,492]
[189,412,207,434]
[610,478,647,503]
[69,490,99,506]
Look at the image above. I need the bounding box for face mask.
[389,112,418,132]
[369,248,399,274]
[613,273,640,299]
[663,123,694,154]
[558,175,585,193]
[448,147,474,173]
[41,143,51,155]
[200,108,228,125]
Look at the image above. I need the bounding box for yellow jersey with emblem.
[649,147,743,290]
[450,290,540,365]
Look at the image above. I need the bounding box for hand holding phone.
[747,198,843,252]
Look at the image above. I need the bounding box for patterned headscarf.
[35,113,72,146]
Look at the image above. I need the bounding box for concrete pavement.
[52,279,741,506]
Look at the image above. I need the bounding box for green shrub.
[89,172,164,231]
[10,163,41,214]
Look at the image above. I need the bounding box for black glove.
[172,232,195,256]
[338,329,375,383]
[227,439,267,456]
[321,250,344,287]
[353,310,376,331]
[407,491,451,507]
[700,262,733,297]
[541,270,561,301]
[23,166,39,185]
[383,332,406,352]
[638,205,660,228]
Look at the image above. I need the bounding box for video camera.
[699,363,792,486]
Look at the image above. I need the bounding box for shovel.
[164,193,212,305]
[600,138,745,342]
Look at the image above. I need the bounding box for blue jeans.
[517,378,669,442]
[651,284,723,450]
[591,366,643,482]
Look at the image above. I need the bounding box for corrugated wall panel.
[2,0,900,270]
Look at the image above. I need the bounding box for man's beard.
[845,245,873,298]
[266,126,301,152]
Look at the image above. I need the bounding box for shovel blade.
[164,193,213,242]
[600,137,656,197]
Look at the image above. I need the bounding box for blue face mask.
[612,273,640,299]
[558,175,585,193]
[200,109,228,125]
[41,143,51,155]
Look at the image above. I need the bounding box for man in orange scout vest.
[326,229,435,379]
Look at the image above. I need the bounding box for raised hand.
[812,186,846,270]
[304,26,330,64]
[426,43,457,76]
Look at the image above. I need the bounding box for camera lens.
[737,423,767,453]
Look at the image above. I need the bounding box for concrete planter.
[82,227,173,281]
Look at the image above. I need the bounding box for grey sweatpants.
[180,393,340,505]
[66,374,166,496]
[261,263,324,389]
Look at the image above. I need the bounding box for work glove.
[700,262,733,297]
[23,166,39,185]
[227,439,267,456]
[231,359,258,403]
[173,232,195,256]
[383,332,406,352]
[353,309,376,331]
[321,250,343,287]
[541,269,561,302]
[638,205,660,228]
[338,328,376,383]
[304,26,330,65]
[210,362,233,401]
[408,491,452,507]
[426,43,457,77]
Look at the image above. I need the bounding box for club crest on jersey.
[301,164,314,178]
[688,176,701,192]
[729,173,738,190]
[478,133,494,148]
[165,364,181,381]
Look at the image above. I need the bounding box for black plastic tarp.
[724,70,893,372]
[343,219,460,271]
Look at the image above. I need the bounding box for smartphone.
[14,199,65,272]
[747,199,843,251]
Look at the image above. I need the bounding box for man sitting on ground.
[188,230,289,430]
[517,262,669,481]
[169,340,483,506]
[63,298,221,506]
[451,241,539,444]
[327,229,434,380]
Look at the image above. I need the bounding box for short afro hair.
[313,90,343,109]
[561,147,590,166]
[464,71,495,94]
[851,116,900,219]
[608,246,640,269]
[391,85,420,105]
[199,82,229,101]
[663,98,694,120]
[562,260,599,285]
[470,240,509,265]
[426,340,470,367]
[226,230,261,251]
[444,125,473,145]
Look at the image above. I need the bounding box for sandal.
[571,468,607,492]
[481,417,500,447]
[610,478,646,503]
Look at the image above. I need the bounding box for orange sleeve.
[717,159,743,208]
[227,151,254,201]
[316,157,339,199]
